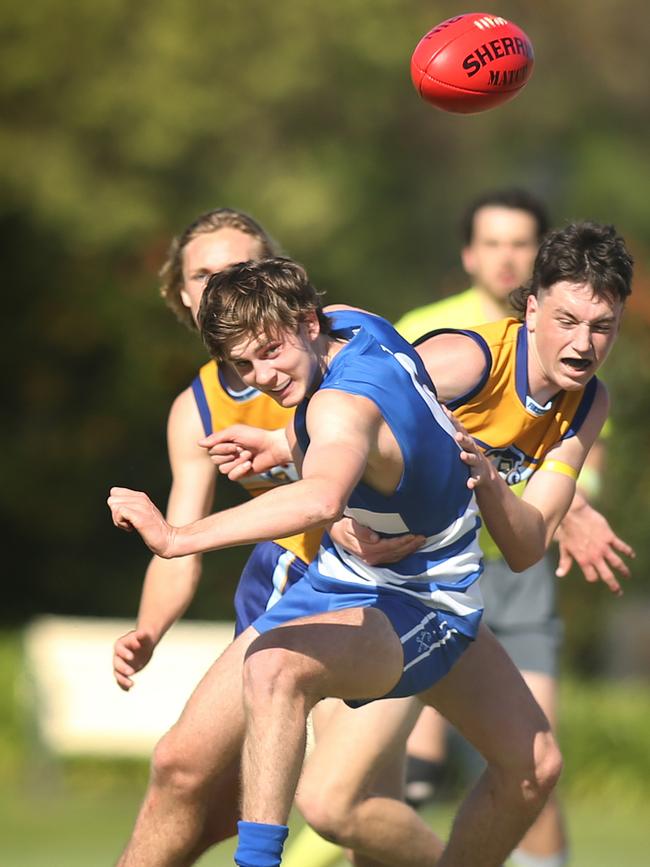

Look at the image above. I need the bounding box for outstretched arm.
[553,437,634,594]
[113,388,217,690]
[108,390,379,559]
[554,495,634,595]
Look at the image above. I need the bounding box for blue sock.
[234,820,290,867]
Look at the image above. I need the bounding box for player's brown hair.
[159,208,280,330]
[510,221,633,317]
[198,257,331,362]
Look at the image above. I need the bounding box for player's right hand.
[113,629,156,691]
[107,487,177,557]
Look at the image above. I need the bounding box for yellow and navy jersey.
[191,360,322,565]
[415,317,598,485]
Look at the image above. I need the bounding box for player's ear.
[460,245,475,277]
[303,310,321,341]
[525,293,538,332]
[180,289,192,309]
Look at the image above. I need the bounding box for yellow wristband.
[538,460,579,481]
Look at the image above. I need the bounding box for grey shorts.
[479,554,563,678]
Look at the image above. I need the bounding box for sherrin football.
[411,13,534,114]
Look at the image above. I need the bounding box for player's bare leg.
[404,705,448,807]
[346,741,419,867]
[298,698,444,867]
[116,628,256,867]
[407,705,446,765]
[423,625,563,867]
[281,699,362,867]
[277,624,561,867]
[238,608,404,835]
[511,671,568,866]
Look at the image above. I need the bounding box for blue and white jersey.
[295,309,484,629]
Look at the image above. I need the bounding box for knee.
[150,728,209,797]
[296,767,358,845]
[243,645,313,712]
[530,730,563,799]
[495,729,563,808]
[297,787,354,845]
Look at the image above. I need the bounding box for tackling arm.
[456,383,610,572]
[108,390,378,559]
[112,388,216,690]
[554,436,634,594]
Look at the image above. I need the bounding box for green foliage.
[0,631,28,777]
[558,676,650,801]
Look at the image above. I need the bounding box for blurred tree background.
[2,0,649,674]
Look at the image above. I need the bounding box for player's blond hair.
[198,258,331,362]
[159,208,280,330]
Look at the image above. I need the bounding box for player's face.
[226,317,321,407]
[181,228,264,324]
[461,206,539,301]
[526,281,623,394]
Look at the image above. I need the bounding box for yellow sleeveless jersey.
[398,295,599,559]
[440,317,599,483]
[395,288,486,343]
[192,361,322,565]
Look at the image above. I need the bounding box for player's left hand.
[441,406,492,489]
[447,416,495,490]
[199,424,290,481]
[554,499,635,595]
[107,487,176,558]
[330,517,425,565]
[201,437,255,480]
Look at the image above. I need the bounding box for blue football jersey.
[295,309,484,625]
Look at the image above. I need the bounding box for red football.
[411,13,534,114]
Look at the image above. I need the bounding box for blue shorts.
[252,572,481,705]
[234,542,309,636]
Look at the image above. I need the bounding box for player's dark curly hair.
[159,208,280,330]
[460,188,550,245]
[510,221,633,318]
[198,257,332,362]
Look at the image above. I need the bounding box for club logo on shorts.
[416,630,434,654]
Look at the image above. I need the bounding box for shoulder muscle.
[416,332,487,404]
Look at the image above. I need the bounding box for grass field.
[1,783,648,866]
[2,629,648,865]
